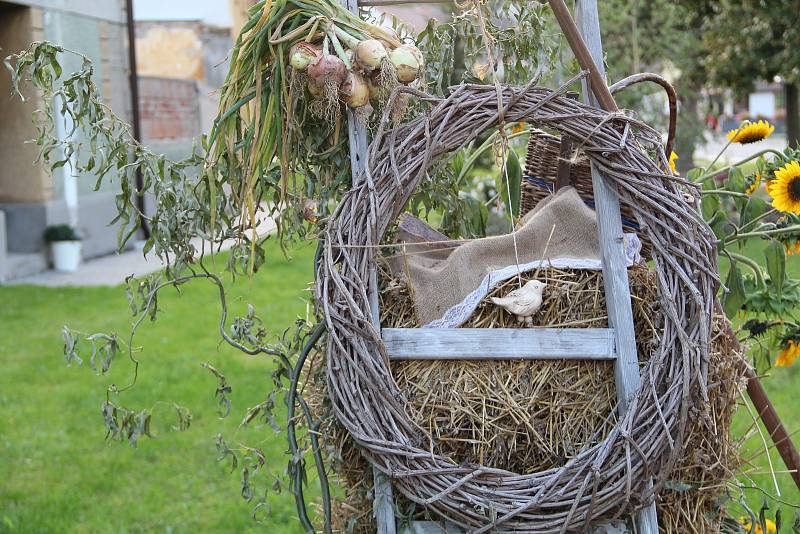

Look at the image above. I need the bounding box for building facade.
[0,0,134,281]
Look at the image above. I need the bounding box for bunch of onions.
[354,39,387,71]
[307,53,348,88]
[289,42,320,71]
[340,71,369,108]
[286,19,424,116]
[390,44,424,84]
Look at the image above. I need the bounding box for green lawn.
[0,238,797,533]
[0,240,315,534]
[726,239,800,519]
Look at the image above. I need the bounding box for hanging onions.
[390,44,424,84]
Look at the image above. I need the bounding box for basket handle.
[609,72,677,158]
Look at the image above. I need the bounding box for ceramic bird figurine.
[491,280,546,324]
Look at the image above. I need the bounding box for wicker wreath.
[316,76,718,532]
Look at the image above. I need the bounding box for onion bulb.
[389,44,423,84]
[307,54,347,87]
[355,39,388,71]
[307,78,323,98]
[340,71,370,108]
[289,42,320,71]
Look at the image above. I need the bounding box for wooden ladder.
[338,0,660,532]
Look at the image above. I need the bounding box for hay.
[309,262,745,533]
[382,262,658,475]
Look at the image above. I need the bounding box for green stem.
[730,224,800,242]
[702,127,741,174]
[701,189,750,198]
[333,25,360,50]
[455,128,530,185]
[693,148,785,184]
[737,208,777,234]
[326,27,352,70]
[727,250,765,287]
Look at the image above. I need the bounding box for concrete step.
[4,252,48,282]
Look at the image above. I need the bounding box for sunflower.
[737,517,778,534]
[727,120,775,144]
[745,172,761,195]
[769,161,800,214]
[668,151,678,174]
[784,241,800,256]
[776,340,799,367]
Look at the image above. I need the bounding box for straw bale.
[308,263,743,533]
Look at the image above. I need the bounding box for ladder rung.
[383,328,616,360]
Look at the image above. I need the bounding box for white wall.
[133,0,232,26]
[749,91,776,118]
[11,0,124,22]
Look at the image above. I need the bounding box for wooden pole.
[746,368,800,489]
[550,0,660,531]
[548,0,618,113]
[338,1,398,531]
[551,0,800,498]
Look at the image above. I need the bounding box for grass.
[0,239,316,534]
[0,237,798,533]
[725,238,800,520]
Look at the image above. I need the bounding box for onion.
[389,44,423,84]
[340,71,369,108]
[355,39,387,71]
[289,42,320,71]
[307,54,347,87]
[307,78,323,98]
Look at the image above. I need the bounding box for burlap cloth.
[390,187,611,325]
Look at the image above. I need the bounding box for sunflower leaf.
[723,262,747,318]
[701,179,722,221]
[726,167,747,212]
[740,197,769,230]
[765,239,786,299]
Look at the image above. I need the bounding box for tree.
[599,0,712,173]
[701,0,800,146]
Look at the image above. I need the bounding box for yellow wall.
[135,22,204,81]
[228,0,258,37]
[0,4,52,203]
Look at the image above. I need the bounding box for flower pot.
[51,240,82,272]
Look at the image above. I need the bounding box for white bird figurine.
[491,279,546,324]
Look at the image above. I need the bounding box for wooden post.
[549,0,660,531]
[339,1,397,532]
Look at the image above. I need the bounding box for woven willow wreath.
[317,77,718,532]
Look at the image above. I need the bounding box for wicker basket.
[521,129,651,255]
[520,72,680,257]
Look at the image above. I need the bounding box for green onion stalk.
[203,0,406,271]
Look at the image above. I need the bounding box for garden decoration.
[318,71,717,531]
[6,0,800,532]
[519,73,677,256]
[553,0,800,500]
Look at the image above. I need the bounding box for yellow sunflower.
[776,340,799,367]
[745,172,761,195]
[739,516,778,534]
[784,241,800,256]
[510,122,526,134]
[769,161,800,214]
[727,120,775,144]
[669,151,679,174]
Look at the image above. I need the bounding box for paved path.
[10,219,276,287]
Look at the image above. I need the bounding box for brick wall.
[138,76,201,141]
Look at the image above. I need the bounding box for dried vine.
[317,74,718,532]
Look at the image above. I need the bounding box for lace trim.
[424,233,642,328]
